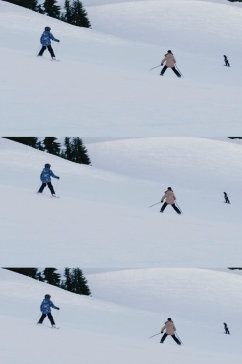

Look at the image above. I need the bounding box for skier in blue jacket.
[38,27,60,60]
[38,163,60,196]
[38,294,60,327]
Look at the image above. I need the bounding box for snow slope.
[1,137,242,267]
[1,0,242,135]
[1,268,242,363]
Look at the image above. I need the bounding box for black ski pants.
[225,328,230,334]
[38,182,55,195]
[225,60,230,67]
[38,313,55,325]
[160,65,181,77]
[160,202,181,214]
[38,45,55,58]
[225,197,230,204]
[160,333,181,345]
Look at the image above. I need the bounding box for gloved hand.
[161,200,163,203]
[57,40,60,43]
[161,64,163,66]
[57,177,60,179]
[161,331,163,333]
[57,307,60,310]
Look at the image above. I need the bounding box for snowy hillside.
[1,0,242,135]
[1,137,242,267]
[1,268,242,364]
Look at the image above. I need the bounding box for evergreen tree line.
[5,137,91,165]
[3,0,91,28]
[5,267,91,296]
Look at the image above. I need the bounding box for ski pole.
[175,332,183,345]
[175,64,183,77]
[175,202,182,214]
[148,202,161,208]
[149,65,161,71]
[149,332,161,339]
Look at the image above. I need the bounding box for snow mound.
[1,137,242,267]
[1,0,242,135]
[1,268,242,363]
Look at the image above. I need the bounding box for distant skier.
[160,50,181,77]
[37,294,60,328]
[224,55,230,67]
[224,192,230,204]
[38,27,60,60]
[160,318,181,345]
[160,187,181,214]
[38,163,60,197]
[224,322,230,334]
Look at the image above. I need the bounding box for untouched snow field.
[1,268,242,363]
[1,0,242,135]
[1,137,242,267]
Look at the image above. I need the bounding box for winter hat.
[167,50,172,53]
[167,318,172,321]
[45,163,51,168]
[45,26,51,31]
[45,294,51,299]
[167,187,172,191]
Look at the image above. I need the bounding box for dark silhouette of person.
[224,55,230,67]
[224,322,230,335]
[224,192,230,204]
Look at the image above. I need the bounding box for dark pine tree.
[4,137,39,148]
[70,268,91,295]
[4,268,38,279]
[63,137,73,160]
[37,271,45,281]
[63,0,74,23]
[43,137,61,156]
[3,0,38,11]
[71,0,91,28]
[38,4,45,14]
[43,0,61,18]
[62,268,73,291]
[37,139,45,151]
[69,137,91,164]
[42,268,61,287]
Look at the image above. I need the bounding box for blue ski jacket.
[40,31,59,46]
[40,298,59,314]
[40,168,59,183]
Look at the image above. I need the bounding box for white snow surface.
[1,267,242,363]
[1,137,242,267]
[1,0,242,135]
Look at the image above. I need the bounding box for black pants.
[160,65,181,77]
[160,333,181,345]
[38,313,55,325]
[225,60,230,67]
[225,197,230,204]
[38,182,55,194]
[160,202,181,214]
[225,328,230,334]
[38,45,55,58]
